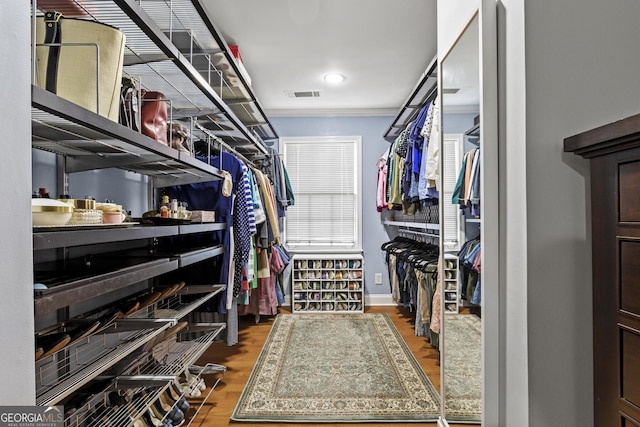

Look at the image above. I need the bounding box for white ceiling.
[442,14,480,109]
[200,0,437,117]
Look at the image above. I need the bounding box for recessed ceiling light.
[324,73,345,84]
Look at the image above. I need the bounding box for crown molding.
[444,104,481,114]
[265,108,397,118]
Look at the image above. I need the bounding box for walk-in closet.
[6,0,640,426]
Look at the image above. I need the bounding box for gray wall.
[523,0,640,425]
[32,150,149,216]
[443,112,477,135]
[441,0,640,425]
[271,115,394,299]
[2,1,36,404]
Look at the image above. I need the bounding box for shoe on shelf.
[119,300,141,318]
[180,383,201,398]
[189,364,226,375]
[126,402,147,427]
[38,332,71,359]
[163,389,190,414]
[168,382,185,402]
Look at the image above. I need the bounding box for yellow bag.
[35,12,125,122]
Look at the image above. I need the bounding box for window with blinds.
[442,134,465,250]
[280,136,362,251]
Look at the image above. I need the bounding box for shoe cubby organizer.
[292,254,364,313]
[443,255,460,314]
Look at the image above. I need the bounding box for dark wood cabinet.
[565,113,640,426]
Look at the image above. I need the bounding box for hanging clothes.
[168,152,249,294]
[253,168,281,245]
[376,148,390,212]
[387,132,406,208]
[405,103,432,203]
[258,147,294,216]
[381,236,440,346]
[167,152,254,345]
[423,97,440,195]
[379,98,440,211]
[458,237,481,306]
[452,148,481,217]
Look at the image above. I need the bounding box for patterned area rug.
[443,314,482,422]
[231,313,440,422]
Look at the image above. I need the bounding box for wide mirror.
[439,11,482,425]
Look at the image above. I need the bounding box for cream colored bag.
[35,12,125,122]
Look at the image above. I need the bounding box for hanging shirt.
[254,169,281,244]
[376,149,389,211]
[451,150,470,204]
[425,99,440,192]
[249,169,266,224]
[167,152,255,300]
[388,140,404,207]
[239,162,257,234]
[283,165,295,207]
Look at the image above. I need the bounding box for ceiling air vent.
[285,90,321,98]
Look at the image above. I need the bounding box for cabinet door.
[592,148,640,426]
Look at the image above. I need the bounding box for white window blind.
[443,134,464,250]
[280,136,362,251]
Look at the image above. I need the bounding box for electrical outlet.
[375,273,383,285]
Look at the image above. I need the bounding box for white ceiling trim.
[265,108,397,118]
[443,104,481,114]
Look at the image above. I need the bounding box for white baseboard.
[283,294,396,308]
[365,294,396,306]
[437,418,450,427]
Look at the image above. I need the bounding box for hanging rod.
[383,55,438,142]
[193,121,255,167]
[383,220,440,231]
[398,227,440,239]
[113,375,176,389]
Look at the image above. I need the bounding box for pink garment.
[473,248,482,273]
[376,152,389,212]
[430,258,442,334]
[238,247,287,316]
[256,248,285,315]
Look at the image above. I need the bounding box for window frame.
[279,135,363,253]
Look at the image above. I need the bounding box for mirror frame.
[437,0,498,425]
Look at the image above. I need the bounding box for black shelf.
[29,0,242,415]
[178,222,226,235]
[34,245,224,316]
[65,323,227,427]
[36,285,227,408]
[465,122,480,137]
[383,56,438,142]
[32,86,225,187]
[33,222,226,250]
[465,121,480,145]
[36,321,172,407]
[177,246,226,268]
[33,0,272,155]
[139,0,278,142]
[183,0,278,142]
[34,257,179,316]
[34,242,225,316]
